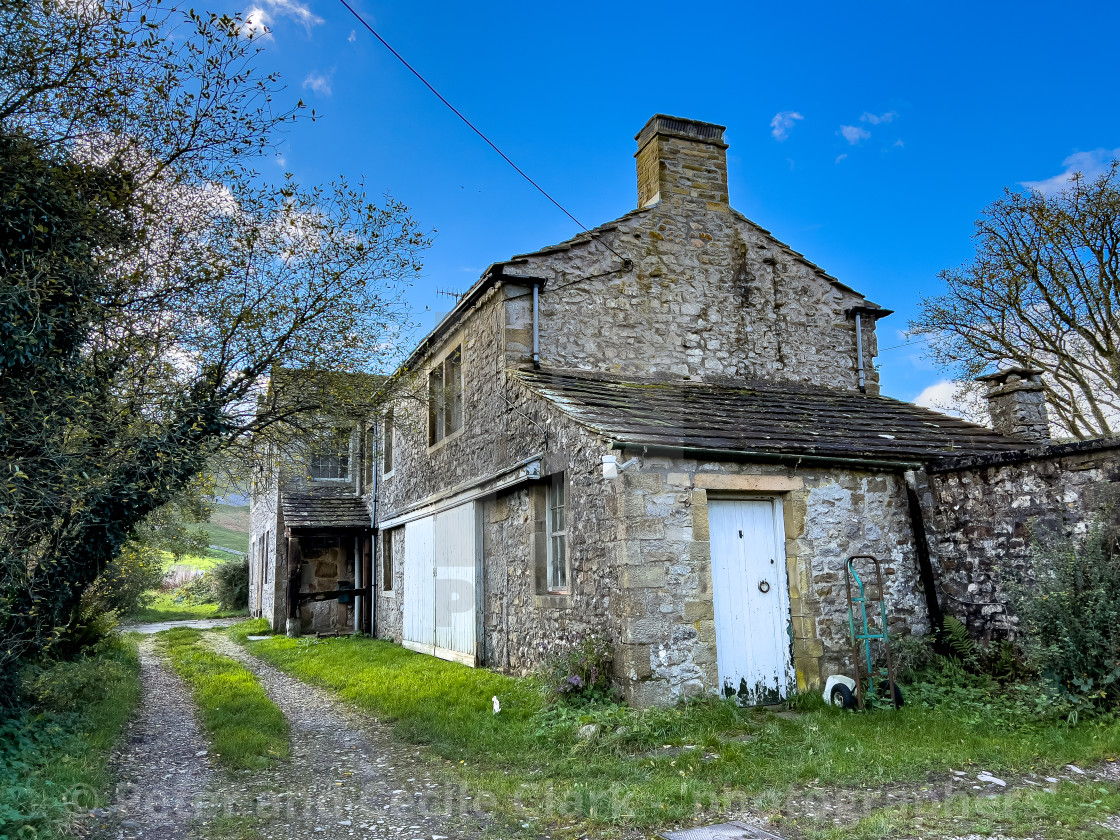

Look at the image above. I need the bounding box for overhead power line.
[337,0,631,268]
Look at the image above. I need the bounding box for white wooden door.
[434,503,477,665]
[401,503,478,666]
[708,497,792,703]
[403,517,435,654]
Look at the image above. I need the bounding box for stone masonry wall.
[503,206,882,393]
[612,457,930,706]
[249,472,285,629]
[927,442,1120,640]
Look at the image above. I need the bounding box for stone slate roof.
[281,488,370,529]
[517,368,1029,465]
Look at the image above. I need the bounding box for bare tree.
[911,164,1120,439]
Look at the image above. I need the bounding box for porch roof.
[517,368,1029,466]
[281,489,370,530]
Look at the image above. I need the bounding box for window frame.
[545,473,569,594]
[308,426,353,482]
[382,407,395,477]
[427,344,464,449]
[381,530,394,595]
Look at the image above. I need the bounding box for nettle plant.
[1012,505,1120,717]
[540,632,616,704]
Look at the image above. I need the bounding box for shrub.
[81,541,165,617]
[1013,510,1120,715]
[542,633,616,704]
[211,557,249,610]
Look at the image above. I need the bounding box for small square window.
[546,474,568,593]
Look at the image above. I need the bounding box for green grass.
[203,504,250,555]
[231,620,1120,832]
[0,637,142,839]
[124,592,247,624]
[157,628,288,770]
[801,781,1120,839]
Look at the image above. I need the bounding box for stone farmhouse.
[250,115,1120,707]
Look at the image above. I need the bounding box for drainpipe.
[854,311,866,394]
[353,534,361,634]
[532,283,540,369]
[904,470,945,643]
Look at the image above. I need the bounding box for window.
[362,423,374,489]
[428,345,463,446]
[382,530,394,593]
[546,474,568,592]
[383,408,394,474]
[309,427,351,480]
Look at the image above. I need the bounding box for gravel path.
[123,617,242,635]
[200,633,495,839]
[88,636,214,839]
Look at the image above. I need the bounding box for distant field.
[203,504,250,555]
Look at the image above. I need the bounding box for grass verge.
[0,636,142,839]
[231,620,1120,833]
[800,781,1120,840]
[157,628,288,770]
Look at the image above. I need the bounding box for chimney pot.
[975,367,1051,443]
[635,114,729,211]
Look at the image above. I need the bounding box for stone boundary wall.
[927,440,1120,640]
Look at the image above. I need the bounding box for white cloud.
[860,111,898,125]
[840,125,871,145]
[914,380,961,416]
[239,0,323,38]
[348,29,357,42]
[769,111,804,141]
[834,153,848,163]
[264,0,324,29]
[302,71,332,96]
[239,7,271,38]
[893,139,905,148]
[1021,148,1120,195]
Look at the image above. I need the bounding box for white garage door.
[709,497,792,704]
[402,502,478,666]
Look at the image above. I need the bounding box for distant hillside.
[204,504,250,555]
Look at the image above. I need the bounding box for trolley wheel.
[829,683,856,710]
[879,680,904,709]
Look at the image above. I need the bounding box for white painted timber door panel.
[434,502,477,664]
[708,498,792,703]
[402,517,435,654]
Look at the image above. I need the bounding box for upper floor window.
[428,345,463,446]
[383,407,394,474]
[308,427,351,480]
[546,473,568,593]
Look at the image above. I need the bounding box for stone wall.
[502,198,882,393]
[927,441,1120,640]
[610,456,930,705]
[248,474,285,629]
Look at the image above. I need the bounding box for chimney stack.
[975,367,1051,443]
[635,115,728,211]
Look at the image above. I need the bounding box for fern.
[942,615,977,664]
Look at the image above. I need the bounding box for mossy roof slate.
[281,486,370,529]
[516,368,1029,465]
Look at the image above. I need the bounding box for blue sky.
[236,0,1120,404]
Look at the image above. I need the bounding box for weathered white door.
[402,517,436,654]
[708,497,792,703]
[402,502,478,666]
[434,503,477,665]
